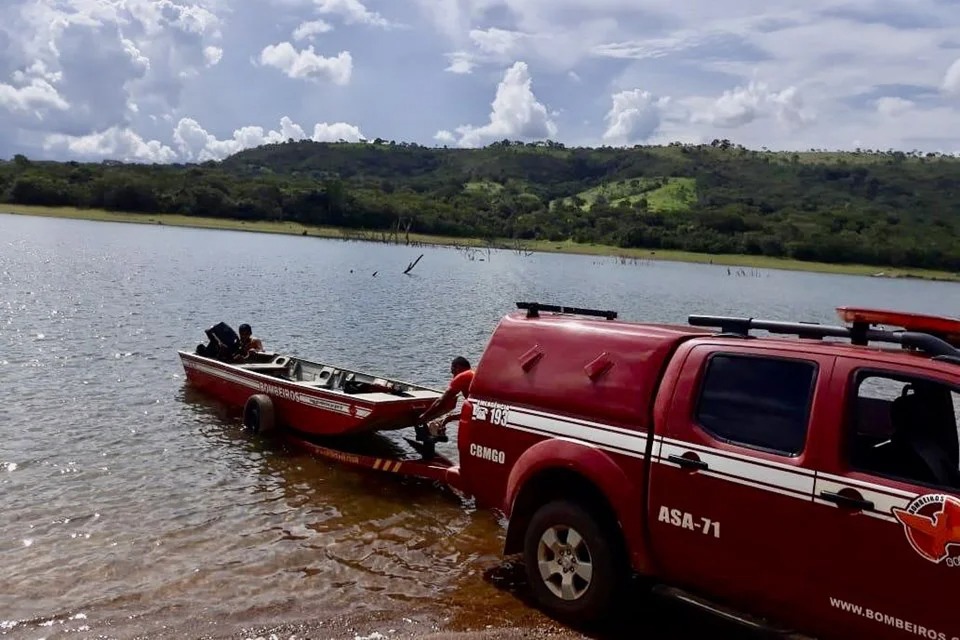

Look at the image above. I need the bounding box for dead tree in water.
[404,254,424,274]
[389,217,414,245]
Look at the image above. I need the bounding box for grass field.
[463,180,505,195]
[3,203,958,282]
[555,177,696,212]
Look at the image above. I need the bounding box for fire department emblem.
[891,494,960,565]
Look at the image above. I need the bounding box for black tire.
[522,499,624,624]
[243,394,275,435]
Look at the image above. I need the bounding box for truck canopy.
[470,308,709,431]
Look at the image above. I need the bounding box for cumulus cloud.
[435,61,558,147]
[689,81,813,129]
[40,114,365,163]
[470,27,527,56]
[942,58,960,93]
[43,127,178,163]
[876,96,914,117]
[173,116,365,161]
[0,0,224,141]
[293,20,334,40]
[445,52,477,74]
[203,46,223,66]
[0,77,69,113]
[602,89,672,145]
[313,0,393,28]
[8,0,960,161]
[258,42,353,84]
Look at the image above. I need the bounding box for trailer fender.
[502,438,650,573]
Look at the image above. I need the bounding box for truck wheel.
[522,499,623,624]
[243,394,275,435]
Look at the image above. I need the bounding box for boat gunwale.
[177,350,444,405]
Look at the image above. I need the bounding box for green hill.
[553,177,697,213]
[2,138,959,272]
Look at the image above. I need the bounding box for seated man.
[416,356,474,443]
[233,323,265,361]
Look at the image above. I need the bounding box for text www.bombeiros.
[830,597,957,640]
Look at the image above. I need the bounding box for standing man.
[416,356,473,443]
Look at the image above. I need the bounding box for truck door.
[806,357,960,640]
[647,343,833,628]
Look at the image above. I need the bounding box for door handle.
[668,454,709,471]
[819,490,874,511]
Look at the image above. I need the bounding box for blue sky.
[2,0,960,162]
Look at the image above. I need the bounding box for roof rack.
[687,314,960,362]
[516,301,618,320]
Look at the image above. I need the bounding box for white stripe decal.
[471,397,922,519]
[504,422,648,461]
[184,358,359,416]
[659,434,817,477]
[186,360,260,390]
[659,441,815,497]
[813,477,906,522]
[509,409,649,456]
[815,471,918,500]
[512,405,651,438]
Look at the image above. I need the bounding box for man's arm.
[417,389,458,424]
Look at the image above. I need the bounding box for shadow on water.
[176,384,756,640]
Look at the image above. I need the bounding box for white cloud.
[876,96,914,117]
[258,42,353,84]
[470,27,526,56]
[173,116,364,161]
[942,58,960,94]
[602,89,672,145]
[444,51,477,74]
[436,61,558,147]
[43,126,178,163]
[203,46,223,66]
[0,77,69,113]
[6,0,960,161]
[0,0,224,140]
[313,0,392,28]
[293,20,334,40]
[434,129,457,145]
[688,80,813,129]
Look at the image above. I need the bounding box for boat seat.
[314,366,339,388]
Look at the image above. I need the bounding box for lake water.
[1,212,956,639]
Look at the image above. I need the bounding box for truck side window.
[847,372,960,490]
[695,354,816,456]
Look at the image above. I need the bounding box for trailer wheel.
[243,394,275,435]
[522,499,622,624]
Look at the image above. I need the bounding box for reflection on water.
[1,212,958,638]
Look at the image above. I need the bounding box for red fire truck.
[450,302,960,639]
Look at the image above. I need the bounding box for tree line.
[2,137,959,271]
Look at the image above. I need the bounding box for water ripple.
[1,212,957,637]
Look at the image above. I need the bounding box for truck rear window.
[695,354,817,456]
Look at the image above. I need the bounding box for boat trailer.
[274,415,466,493]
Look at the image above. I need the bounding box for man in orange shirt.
[416,356,474,443]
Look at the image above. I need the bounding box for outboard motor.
[196,322,241,360]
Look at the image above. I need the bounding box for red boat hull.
[178,351,441,437]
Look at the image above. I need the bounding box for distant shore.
[3,204,958,282]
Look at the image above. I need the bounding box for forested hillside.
[3,139,960,271]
